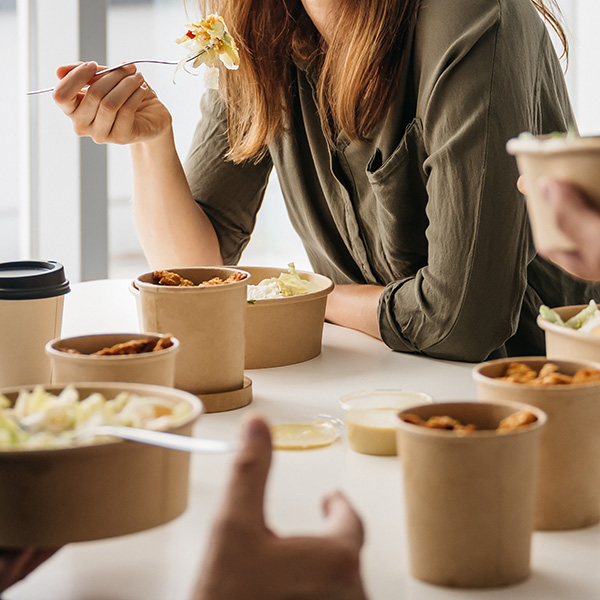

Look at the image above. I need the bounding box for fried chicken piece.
[572,368,600,384]
[401,414,476,432]
[200,272,247,286]
[152,270,195,286]
[93,335,173,356]
[497,410,537,432]
[498,362,538,384]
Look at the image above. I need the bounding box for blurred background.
[1,0,598,282]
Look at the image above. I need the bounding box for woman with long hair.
[53,0,599,362]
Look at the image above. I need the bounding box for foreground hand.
[538,179,600,281]
[53,62,172,145]
[0,548,59,593]
[192,415,368,600]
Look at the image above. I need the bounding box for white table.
[6,280,600,600]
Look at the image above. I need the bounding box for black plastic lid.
[0,261,70,300]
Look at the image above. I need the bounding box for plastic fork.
[73,424,237,454]
[26,53,205,95]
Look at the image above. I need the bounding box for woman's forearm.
[325,284,384,339]
[131,127,223,269]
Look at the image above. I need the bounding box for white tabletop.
[6,280,600,600]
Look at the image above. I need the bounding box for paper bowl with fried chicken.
[46,333,179,387]
[396,399,546,587]
[473,356,600,530]
[131,267,251,411]
[240,264,334,368]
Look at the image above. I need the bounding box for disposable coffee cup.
[473,357,600,530]
[397,401,546,588]
[0,260,70,387]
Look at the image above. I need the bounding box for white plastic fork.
[26,53,204,95]
[73,424,237,454]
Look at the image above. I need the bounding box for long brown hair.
[195,1,568,163]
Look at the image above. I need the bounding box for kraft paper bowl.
[241,266,334,369]
[46,333,179,387]
[397,400,546,588]
[131,267,250,396]
[0,382,203,547]
[506,134,600,251]
[537,304,600,362]
[473,357,600,530]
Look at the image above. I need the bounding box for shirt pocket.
[366,118,430,278]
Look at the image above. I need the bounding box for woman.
[53,0,600,362]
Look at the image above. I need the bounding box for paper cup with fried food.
[46,333,179,387]
[396,400,546,588]
[473,357,600,530]
[506,133,600,251]
[131,267,250,400]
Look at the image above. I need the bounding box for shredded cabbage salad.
[174,14,239,88]
[539,300,600,333]
[247,263,322,301]
[0,385,191,450]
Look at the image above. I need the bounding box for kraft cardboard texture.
[132,268,249,395]
[46,333,179,387]
[0,382,203,547]
[396,401,545,588]
[507,136,600,252]
[240,266,333,369]
[474,357,600,530]
[0,295,64,387]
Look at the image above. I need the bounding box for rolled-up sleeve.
[378,0,565,361]
[184,90,273,264]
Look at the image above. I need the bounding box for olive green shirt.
[185,0,600,362]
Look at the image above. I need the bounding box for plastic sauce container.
[340,390,434,456]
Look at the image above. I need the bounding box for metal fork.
[27,53,204,95]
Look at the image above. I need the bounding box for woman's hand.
[0,548,59,593]
[192,415,368,600]
[53,61,172,145]
[537,179,600,281]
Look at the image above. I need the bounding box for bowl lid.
[0,261,70,300]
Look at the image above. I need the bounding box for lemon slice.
[270,419,340,450]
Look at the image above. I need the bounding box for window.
[10,0,600,282]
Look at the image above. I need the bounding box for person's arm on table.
[53,62,222,269]
[192,415,368,600]
[325,284,383,340]
[537,179,600,281]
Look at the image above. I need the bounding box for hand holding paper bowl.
[506,133,600,252]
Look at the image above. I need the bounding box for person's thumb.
[321,491,365,550]
[220,414,272,525]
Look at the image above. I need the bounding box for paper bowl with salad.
[537,301,600,362]
[506,132,600,251]
[240,264,334,368]
[0,382,202,547]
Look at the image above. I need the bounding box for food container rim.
[45,333,180,361]
[0,381,203,457]
[396,400,547,438]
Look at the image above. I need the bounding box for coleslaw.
[0,385,191,450]
[247,263,321,301]
[539,300,600,333]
